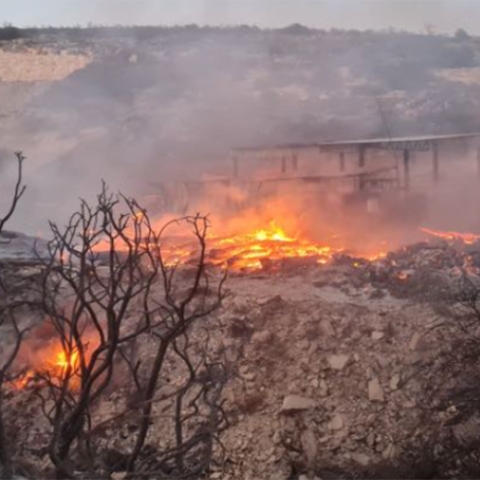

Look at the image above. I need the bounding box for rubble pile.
[210,271,439,478]
[206,240,480,478]
[2,240,480,479]
[338,239,480,301]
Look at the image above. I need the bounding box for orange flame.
[198,220,336,269]
[9,345,82,391]
[89,214,389,271]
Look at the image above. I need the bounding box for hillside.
[0,25,479,230]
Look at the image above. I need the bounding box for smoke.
[0,1,479,244]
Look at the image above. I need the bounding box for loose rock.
[328,413,345,431]
[328,354,350,371]
[368,378,385,402]
[280,395,315,413]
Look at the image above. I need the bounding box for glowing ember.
[422,227,480,245]
[202,221,340,270]
[90,217,389,271]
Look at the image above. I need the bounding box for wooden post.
[281,156,287,174]
[403,149,410,190]
[432,143,439,183]
[359,146,366,168]
[339,151,345,172]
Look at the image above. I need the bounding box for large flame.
[155,219,388,270]
[206,221,341,270]
[88,210,389,271]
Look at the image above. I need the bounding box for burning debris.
[91,214,390,273]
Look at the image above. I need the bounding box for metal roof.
[232,132,480,154]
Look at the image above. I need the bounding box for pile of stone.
[3,239,480,479]
[206,258,478,479]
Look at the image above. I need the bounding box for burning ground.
[3,217,480,478]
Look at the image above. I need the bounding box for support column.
[339,151,345,172]
[281,156,287,174]
[432,143,439,184]
[359,146,366,168]
[403,149,410,190]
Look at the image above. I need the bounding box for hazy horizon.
[1,0,480,35]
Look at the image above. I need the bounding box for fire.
[55,349,80,372]
[9,345,81,390]
[422,227,480,245]
[89,213,390,271]
[205,221,342,270]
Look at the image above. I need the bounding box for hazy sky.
[1,0,479,34]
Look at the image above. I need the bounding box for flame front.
[89,213,389,271]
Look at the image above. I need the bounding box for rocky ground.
[3,236,480,479]
[212,259,457,479]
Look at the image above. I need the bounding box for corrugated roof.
[232,132,480,153]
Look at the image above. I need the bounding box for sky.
[0,0,479,34]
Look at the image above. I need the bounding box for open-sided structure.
[230,132,480,192]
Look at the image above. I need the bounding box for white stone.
[382,443,397,460]
[111,473,127,480]
[301,429,318,467]
[280,395,315,413]
[371,331,384,341]
[328,354,350,371]
[319,319,336,337]
[328,413,345,431]
[351,452,370,467]
[319,379,329,397]
[390,374,401,391]
[368,378,385,402]
[409,332,423,351]
[252,330,273,344]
